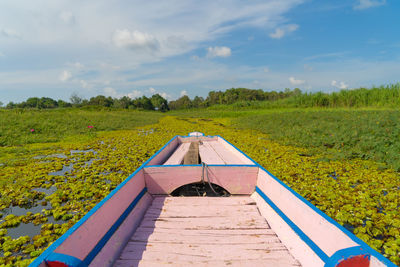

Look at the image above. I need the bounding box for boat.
[30,132,396,267]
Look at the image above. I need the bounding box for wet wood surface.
[115,197,301,266]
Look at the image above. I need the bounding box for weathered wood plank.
[151,196,256,206]
[198,141,225,164]
[120,249,299,261]
[138,216,268,229]
[183,142,200,165]
[132,227,276,235]
[163,142,190,165]
[207,140,246,164]
[115,197,301,266]
[130,232,279,244]
[124,242,287,251]
[145,205,259,217]
[115,259,301,267]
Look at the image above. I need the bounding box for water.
[33,153,67,159]
[70,148,97,155]
[328,171,338,181]
[1,202,52,217]
[6,216,65,239]
[48,163,74,176]
[343,223,355,233]
[138,128,155,136]
[33,186,57,196]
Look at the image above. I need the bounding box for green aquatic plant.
[0,116,399,265]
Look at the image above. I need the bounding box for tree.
[192,96,204,108]
[25,97,40,108]
[58,99,72,108]
[6,102,16,109]
[70,93,83,106]
[150,94,169,111]
[0,101,3,107]
[88,95,113,107]
[169,95,192,109]
[134,96,154,110]
[38,97,58,109]
[114,96,132,109]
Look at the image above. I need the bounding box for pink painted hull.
[31,133,394,267]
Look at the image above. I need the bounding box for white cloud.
[80,80,92,89]
[180,90,188,97]
[269,24,299,39]
[59,11,75,24]
[112,29,159,51]
[0,51,4,57]
[59,70,72,82]
[263,67,270,73]
[70,62,84,69]
[207,46,231,58]
[103,87,143,99]
[354,0,386,10]
[331,80,348,89]
[146,87,172,100]
[103,87,118,97]
[289,76,305,85]
[149,87,156,94]
[0,28,21,39]
[159,92,171,100]
[127,90,143,99]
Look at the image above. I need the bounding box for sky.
[0,0,399,104]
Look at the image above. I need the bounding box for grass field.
[0,108,164,146]
[0,108,399,265]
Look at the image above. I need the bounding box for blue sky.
[0,0,399,104]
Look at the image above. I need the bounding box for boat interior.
[35,133,392,267]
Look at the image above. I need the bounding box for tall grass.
[234,109,400,171]
[208,84,400,109]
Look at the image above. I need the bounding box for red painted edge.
[337,255,370,267]
[45,261,68,267]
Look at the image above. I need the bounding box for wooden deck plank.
[207,140,246,165]
[163,143,190,165]
[130,232,280,244]
[151,196,256,206]
[115,197,301,266]
[198,141,225,164]
[115,259,301,267]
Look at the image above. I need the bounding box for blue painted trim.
[30,136,179,267]
[217,135,395,266]
[143,135,179,166]
[82,187,147,266]
[45,253,85,267]
[325,246,369,267]
[256,165,396,266]
[255,186,329,263]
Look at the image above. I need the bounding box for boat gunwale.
[29,133,396,267]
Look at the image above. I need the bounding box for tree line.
[3,94,169,111]
[2,84,399,110]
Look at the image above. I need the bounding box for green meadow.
[0,106,399,265]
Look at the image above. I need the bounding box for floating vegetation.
[0,116,399,265]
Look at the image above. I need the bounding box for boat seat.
[163,143,190,165]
